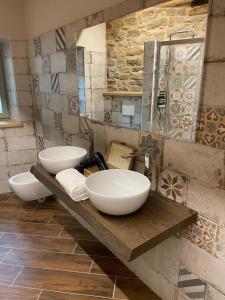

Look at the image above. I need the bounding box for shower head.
[191,0,208,7]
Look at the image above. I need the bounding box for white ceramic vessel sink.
[39,146,87,174]
[85,169,151,216]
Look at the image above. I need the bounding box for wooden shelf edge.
[31,164,198,262]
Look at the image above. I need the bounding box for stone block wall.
[106,4,208,92]
[0,40,37,193]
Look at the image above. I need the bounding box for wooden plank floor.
[0,193,161,300]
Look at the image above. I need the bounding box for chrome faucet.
[121,151,145,159]
[121,134,161,181]
[83,129,94,160]
[122,150,152,180]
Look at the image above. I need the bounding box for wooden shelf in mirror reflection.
[31,164,197,262]
[103,92,142,97]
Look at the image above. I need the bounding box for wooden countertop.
[31,165,197,261]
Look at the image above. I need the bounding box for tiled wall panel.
[29,25,84,149]
[0,40,37,193]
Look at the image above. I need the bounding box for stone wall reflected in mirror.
[77,1,208,142]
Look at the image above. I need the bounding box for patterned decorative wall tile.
[46,93,53,111]
[54,112,63,131]
[42,55,51,74]
[196,107,225,150]
[51,73,60,93]
[159,169,187,203]
[104,111,112,123]
[68,95,79,116]
[183,217,217,255]
[56,27,66,51]
[33,37,42,57]
[32,74,39,92]
[66,48,77,73]
[177,265,207,300]
[37,136,45,151]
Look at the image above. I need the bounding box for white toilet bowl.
[8,172,52,201]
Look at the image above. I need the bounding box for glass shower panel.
[154,39,205,142]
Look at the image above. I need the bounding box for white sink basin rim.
[39,146,87,174]
[85,169,151,216]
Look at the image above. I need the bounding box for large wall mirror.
[77,0,208,142]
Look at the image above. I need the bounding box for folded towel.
[56,168,88,202]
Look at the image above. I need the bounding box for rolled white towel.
[56,168,88,202]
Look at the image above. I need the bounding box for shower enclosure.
[144,33,205,142]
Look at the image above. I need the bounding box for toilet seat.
[9,172,52,201]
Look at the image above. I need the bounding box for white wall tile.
[27,39,35,58]
[163,139,224,189]
[62,114,79,134]
[7,136,36,151]
[59,74,77,94]
[10,107,33,122]
[213,227,225,263]
[41,31,56,54]
[207,15,225,62]
[0,166,9,180]
[177,290,189,300]
[0,152,8,166]
[50,52,66,73]
[8,149,37,166]
[8,164,34,177]
[13,59,29,75]
[92,122,106,154]
[39,74,51,93]
[0,138,7,152]
[0,180,11,193]
[187,179,225,227]
[42,109,54,127]
[181,238,225,295]
[84,51,91,64]
[4,122,34,138]
[52,94,69,114]
[0,129,4,138]
[206,285,225,300]
[131,252,177,300]
[105,124,139,149]
[91,77,106,89]
[16,91,33,107]
[202,62,225,107]
[15,75,31,91]
[29,56,43,74]
[91,52,106,65]
[11,41,27,58]
[85,77,90,89]
[85,64,91,77]
[135,237,181,285]
[90,64,106,78]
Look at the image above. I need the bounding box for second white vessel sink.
[39,146,87,174]
[85,169,151,216]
